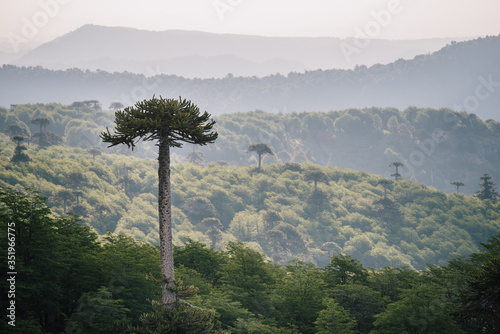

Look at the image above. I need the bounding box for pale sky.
[1,0,500,53]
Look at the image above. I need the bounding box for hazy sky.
[1,0,500,52]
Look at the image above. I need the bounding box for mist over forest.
[1,32,500,120]
[1,24,500,333]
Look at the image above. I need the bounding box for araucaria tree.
[378,178,393,199]
[100,96,218,306]
[390,161,404,181]
[474,173,499,201]
[451,180,465,194]
[305,169,330,192]
[248,143,273,171]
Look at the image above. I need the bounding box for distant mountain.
[10,24,469,78]
[1,34,500,120]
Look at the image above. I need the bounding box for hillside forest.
[1,101,500,333]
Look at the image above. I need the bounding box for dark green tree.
[373,197,402,225]
[0,187,100,333]
[315,298,357,334]
[222,241,278,316]
[11,134,24,146]
[10,144,31,163]
[124,300,225,334]
[305,169,330,192]
[29,116,61,147]
[203,217,223,247]
[324,254,368,287]
[451,180,465,193]
[31,131,63,147]
[372,284,463,334]
[474,173,498,201]
[54,188,74,215]
[10,135,30,163]
[282,162,304,173]
[333,284,388,333]
[65,171,88,188]
[455,235,500,332]
[66,287,129,334]
[390,161,404,181]
[247,143,274,172]
[109,102,125,111]
[30,116,51,133]
[377,178,393,199]
[276,260,327,334]
[182,196,217,226]
[100,96,217,306]
[174,239,226,286]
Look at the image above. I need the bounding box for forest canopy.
[1,103,499,269]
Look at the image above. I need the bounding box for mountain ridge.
[10,24,472,78]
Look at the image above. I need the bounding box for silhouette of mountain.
[10,24,468,78]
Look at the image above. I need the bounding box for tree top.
[100,96,218,149]
[247,143,274,155]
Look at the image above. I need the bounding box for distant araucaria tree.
[390,161,404,181]
[247,143,274,172]
[450,180,465,194]
[474,173,498,201]
[100,96,217,306]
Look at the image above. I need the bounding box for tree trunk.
[258,153,262,171]
[158,140,176,305]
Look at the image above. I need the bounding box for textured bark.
[158,140,176,305]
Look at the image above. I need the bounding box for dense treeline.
[1,123,499,269]
[1,34,500,120]
[1,187,499,332]
[1,102,500,194]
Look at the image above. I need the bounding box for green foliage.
[1,124,498,270]
[174,239,226,286]
[10,144,31,163]
[332,284,388,333]
[304,169,330,192]
[474,173,499,201]
[314,298,357,334]
[275,260,326,333]
[0,187,100,333]
[372,284,464,334]
[221,241,280,316]
[125,301,226,334]
[66,286,129,334]
[100,96,217,149]
[324,254,368,286]
[247,142,274,171]
[2,185,500,333]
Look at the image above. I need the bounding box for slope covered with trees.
[1,110,499,270]
[1,100,500,332]
[1,102,500,194]
[1,187,499,333]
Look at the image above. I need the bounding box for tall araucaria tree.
[247,143,273,172]
[100,96,218,306]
